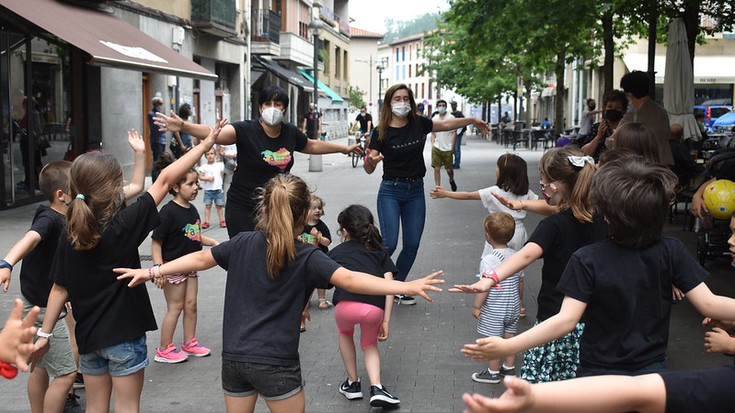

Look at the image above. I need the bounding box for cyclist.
[351,106,373,143]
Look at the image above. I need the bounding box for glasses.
[539,181,558,193]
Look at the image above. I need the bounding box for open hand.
[705,327,735,354]
[366,152,384,167]
[430,186,447,199]
[449,280,492,294]
[462,336,508,361]
[154,110,183,132]
[492,192,523,211]
[405,271,444,302]
[473,119,491,136]
[462,376,534,413]
[127,129,146,153]
[343,143,363,155]
[0,299,39,372]
[114,267,151,287]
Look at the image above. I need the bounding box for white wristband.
[36,330,53,339]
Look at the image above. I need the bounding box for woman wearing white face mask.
[364,84,489,304]
[154,85,360,237]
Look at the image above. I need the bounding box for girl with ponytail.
[451,146,607,383]
[327,205,401,407]
[114,174,444,413]
[31,125,223,413]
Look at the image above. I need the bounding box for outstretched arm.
[462,374,666,413]
[433,117,489,136]
[154,110,237,145]
[687,282,735,321]
[115,249,217,287]
[330,268,444,302]
[492,193,556,216]
[430,187,480,200]
[1,231,42,292]
[450,242,543,293]
[123,130,146,200]
[462,296,585,361]
[302,138,361,155]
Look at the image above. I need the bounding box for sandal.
[318,299,333,309]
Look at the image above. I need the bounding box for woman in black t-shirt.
[364,84,488,302]
[153,85,361,238]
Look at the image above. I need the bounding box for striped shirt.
[477,248,521,337]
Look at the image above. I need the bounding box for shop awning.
[299,70,344,103]
[253,56,313,92]
[0,0,217,80]
[622,53,735,84]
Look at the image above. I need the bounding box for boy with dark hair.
[0,161,82,413]
[459,156,735,377]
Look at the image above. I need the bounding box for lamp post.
[308,11,324,172]
[376,61,386,113]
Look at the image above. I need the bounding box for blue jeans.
[377,179,426,282]
[453,131,464,168]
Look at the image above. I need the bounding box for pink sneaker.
[154,343,188,364]
[181,337,211,357]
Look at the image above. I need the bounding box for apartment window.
[402,46,405,61]
[409,44,412,60]
[323,39,331,74]
[343,50,348,82]
[408,65,412,78]
[421,83,425,99]
[416,64,420,76]
[335,46,341,78]
[395,47,399,62]
[402,65,406,79]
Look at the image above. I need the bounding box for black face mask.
[589,104,596,110]
[604,109,623,123]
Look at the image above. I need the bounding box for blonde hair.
[483,212,515,245]
[66,152,125,250]
[255,174,312,277]
[539,147,596,223]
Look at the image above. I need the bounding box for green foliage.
[348,85,366,109]
[382,13,442,43]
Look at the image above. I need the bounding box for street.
[1,134,734,412]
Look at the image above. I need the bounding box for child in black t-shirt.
[30,126,222,413]
[298,195,332,311]
[457,156,735,378]
[328,205,400,408]
[114,173,444,412]
[151,162,218,364]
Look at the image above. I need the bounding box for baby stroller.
[696,150,735,266]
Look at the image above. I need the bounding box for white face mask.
[438,107,447,114]
[261,107,284,126]
[391,102,411,118]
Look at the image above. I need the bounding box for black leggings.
[224,202,258,239]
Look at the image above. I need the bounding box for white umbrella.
[664,17,702,142]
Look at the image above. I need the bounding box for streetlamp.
[308,8,324,172]
[376,60,386,113]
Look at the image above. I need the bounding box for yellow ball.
[704,179,735,220]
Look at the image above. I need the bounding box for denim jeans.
[453,131,464,168]
[377,179,426,282]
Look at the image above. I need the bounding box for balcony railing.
[191,0,237,38]
[251,8,281,45]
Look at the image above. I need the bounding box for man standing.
[619,71,674,166]
[578,98,600,136]
[148,96,166,163]
[302,102,322,139]
[431,100,457,190]
[451,101,466,169]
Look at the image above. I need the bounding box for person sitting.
[669,123,704,189]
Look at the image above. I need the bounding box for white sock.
[502,364,514,370]
[488,369,499,374]
[373,383,383,389]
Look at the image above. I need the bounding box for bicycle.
[351,131,368,168]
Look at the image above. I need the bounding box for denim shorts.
[203,189,224,206]
[221,359,303,400]
[79,335,149,377]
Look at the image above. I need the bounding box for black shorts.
[221,359,303,400]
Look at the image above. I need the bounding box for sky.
[348,0,450,34]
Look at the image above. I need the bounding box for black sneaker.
[394,294,417,305]
[338,378,363,400]
[73,373,85,389]
[370,384,400,408]
[500,365,516,376]
[450,180,458,191]
[471,369,502,384]
[63,393,85,413]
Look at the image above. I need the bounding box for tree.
[347,85,366,110]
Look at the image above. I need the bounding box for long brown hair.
[377,84,416,142]
[255,174,312,277]
[496,153,529,195]
[66,152,125,250]
[539,146,596,223]
[612,122,661,165]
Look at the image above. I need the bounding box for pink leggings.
[334,301,384,349]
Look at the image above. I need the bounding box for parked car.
[711,110,735,134]
[694,104,733,131]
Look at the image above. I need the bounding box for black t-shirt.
[452,110,466,134]
[20,205,65,307]
[328,241,399,310]
[300,220,331,254]
[51,193,160,354]
[557,236,706,370]
[355,113,373,132]
[662,365,735,413]
[211,231,340,366]
[227,121,308,209]
[369,116,433,180]
[303,111,320,137]
[151,201,203,262]
[526,209,607,321]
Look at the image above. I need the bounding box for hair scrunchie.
[75,194,86,200]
